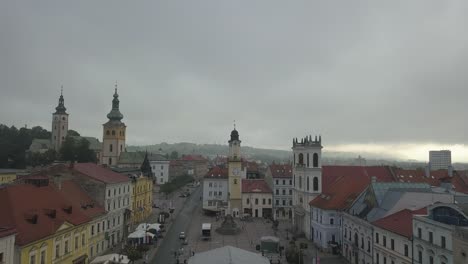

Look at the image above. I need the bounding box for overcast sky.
[2,1,468,161]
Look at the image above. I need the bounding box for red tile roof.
[243,161,259,172]
[205,166,228,179]
[181,155,207,162]
[448,173,468,194]
[242,179,272,193]
[0,183,97,246]
[73,163,129,184]
[394,169,448,186]
[0,226,16,238]
[269,164,292,178]
[310,166,395,210]
[372,207,428,238]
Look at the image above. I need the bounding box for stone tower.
[227,125,242,217]
[101,84,126,166]
[51,87,69,151]
[292,135,323,239]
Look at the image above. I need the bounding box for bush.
[160,174,194,195]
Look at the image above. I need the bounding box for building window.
[429,231,433,243]
[418,227,422,238]
[429,256,434,264]
[344,228,347,238]
[120,145,123,152]
[307,177,310,191]
[255,198,258,205]
[247,198,250,204]
[361,237,364,249]
[276,200,279,205]
[276,180,279,185]
[276,189,279,195]
[282,200,286,206]
[441,236,446,248]
[40,251,45,264]
[313,177,319,191]
[368,240,371,252]
[64,240,69,254]
[418,251,422,263]
[299,176,302,188]
[404,244,409,256]
[110,144,113,152]
[91,225,95,236]
[289,189,292,195]
[375,233,379,243]
[30,255,36,264]
[109,157,112,165]
[298,153,304,165]
[112,130,115,135]
[330,218,334,225]
[283,180,286,185]
[313,153,319,167]
[383,236,386,247]
[268,199,271,205]
[376,253,380,264]
[55,244,60,258]
[390,238,394,250]
[106,130,110,135]
[282,189,286,195]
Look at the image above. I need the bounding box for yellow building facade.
[19,222,89,264]
[0,171,18,185]
[131,175,153,225]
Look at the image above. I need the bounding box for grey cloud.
[1,1,468,152]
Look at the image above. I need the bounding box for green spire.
[106,82,124,121]
[54,86,67,114]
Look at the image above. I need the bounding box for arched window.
[109,144,113,152]
[106,130,110,135]
[298,153,304,165]
[330,218,334,225]
[313,177,319,191]
[354,233,359,247]
[112,130,115,136]
[307,177,310,191]
[307,153,310,167]
[313,153,319,167]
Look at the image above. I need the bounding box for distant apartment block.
[429,150,451,170]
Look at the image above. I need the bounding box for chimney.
[371,176,377,183]
[54,174,62,190]
[425,164,431,178]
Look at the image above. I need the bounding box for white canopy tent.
[90,254,130,264]
[128,229,155,239]
[135,223,161,232]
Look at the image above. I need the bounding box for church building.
[101,84,126,166]
[51,88,69,151]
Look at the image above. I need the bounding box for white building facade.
[149,154,170,185]
[412,203,467,264]
[104,181,132,248]
[242,179,273,218]
[265,164,293,220]
[310,208,341,250]
[342,213,374,264]
[0,229,15,264]
[202,167,228,213]
[429,150,451,171]
[292,135,322,239]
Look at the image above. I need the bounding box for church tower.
[292,135,323,240]
[101,84,126,166]
[227,125,242,217]
[51,87,68,151]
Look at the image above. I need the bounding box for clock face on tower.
[232,168,240,176]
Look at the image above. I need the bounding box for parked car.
[179,232,186,240]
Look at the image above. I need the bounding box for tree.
[67,130,80,136]
[170,151,179,160]
[59,137,97,163]
[60,136,76,161]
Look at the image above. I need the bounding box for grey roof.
[118,152,145,164]
[0,169,24,174]
[28,139,52,153]
[188,246,270,264]
[371,182,430,206]
[147,153,168,161]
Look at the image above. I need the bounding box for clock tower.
[51,87,68,152]
[227,125,243,217]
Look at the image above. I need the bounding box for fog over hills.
[127,142,468,170]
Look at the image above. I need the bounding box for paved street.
[152,186,202,264]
